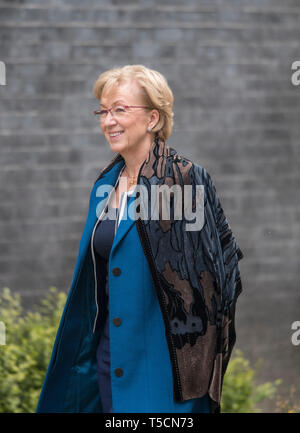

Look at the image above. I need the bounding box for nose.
[103,110,118,128]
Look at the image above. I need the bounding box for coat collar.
[95,133,195,227]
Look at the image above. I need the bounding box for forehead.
[101,80,143,105]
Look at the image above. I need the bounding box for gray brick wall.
[0,0,300,411]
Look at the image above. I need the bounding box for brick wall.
[1,0,300,411]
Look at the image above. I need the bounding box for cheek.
[127,120,146,134]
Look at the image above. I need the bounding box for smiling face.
[99,80,159,159]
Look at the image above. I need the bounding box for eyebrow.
[100,99,126,107]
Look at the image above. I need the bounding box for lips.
[109,131,124,138]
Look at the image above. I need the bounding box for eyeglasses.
[93,104,150,121]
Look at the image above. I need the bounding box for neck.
[124,164,140,179]
[122,136,154,179]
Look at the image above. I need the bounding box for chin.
[108,139,126,153]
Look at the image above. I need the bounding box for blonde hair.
[93,64,174,141]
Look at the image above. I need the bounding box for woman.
[36,65,243,414]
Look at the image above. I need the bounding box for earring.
[147,126,152,132]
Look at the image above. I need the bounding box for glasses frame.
[93,104,151,119]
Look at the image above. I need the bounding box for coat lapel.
[111,190,137,254]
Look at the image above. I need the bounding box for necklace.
[125,166,137,187]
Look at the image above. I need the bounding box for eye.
[115,106,126,113]
[99,109,108,116]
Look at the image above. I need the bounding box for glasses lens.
[113,105,127,116]
[97,105,128,120]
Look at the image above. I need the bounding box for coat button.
[113,317,122,326]
[112,267,121,276]
[115,368,123,377]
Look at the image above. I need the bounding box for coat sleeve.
[203,168,244,377]
[204,169,243,294]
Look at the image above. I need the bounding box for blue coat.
[36,136,243,413]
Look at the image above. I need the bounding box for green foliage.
[221,349,282,412]
[0,287,66,413]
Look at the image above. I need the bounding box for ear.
[149,109,160,128]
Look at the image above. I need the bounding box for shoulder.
[168,146,211,187]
